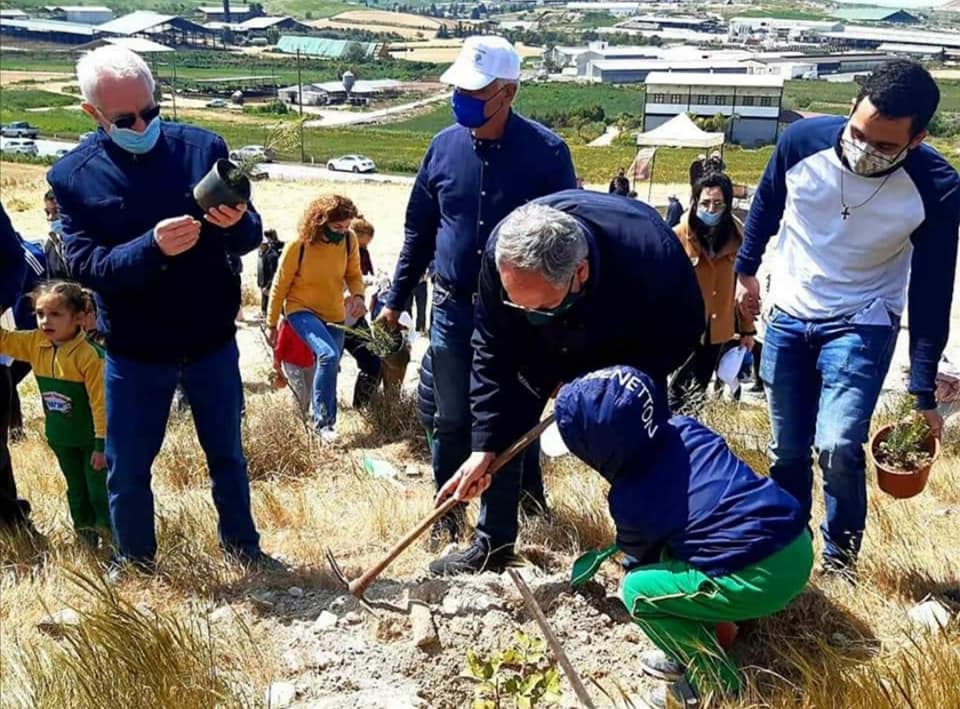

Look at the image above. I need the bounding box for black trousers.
[0,366,30,527]
[668,339,725,415]
[8,360,30,432]
[342,317,383,408]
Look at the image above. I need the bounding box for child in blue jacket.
[555,365,813,709]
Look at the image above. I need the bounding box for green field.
[0,88,78,111]
[784,78,960,113]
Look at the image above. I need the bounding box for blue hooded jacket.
[48,122,262,363]
[556,365,807,577]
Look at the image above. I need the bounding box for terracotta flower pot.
[193,158,250,212]
[869,424,940,499]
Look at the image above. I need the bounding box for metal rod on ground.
[326,415,556,605]
[507,569,597,709]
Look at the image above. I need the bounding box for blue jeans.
[430,286,543,548]
[287,311,345,431]
[760,306,898,566]
[106,340,260,563]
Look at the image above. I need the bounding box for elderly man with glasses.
[432,191,705,575]
[47,46,270,576]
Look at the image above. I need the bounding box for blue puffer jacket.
[417,347,435,431]
[48,122,263,363]
[556,365,807,577]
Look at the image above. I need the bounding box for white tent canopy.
[635,113,724,149]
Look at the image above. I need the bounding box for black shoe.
[428,503,466,551]
[428,537,514,576]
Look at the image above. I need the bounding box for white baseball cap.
[440,35,521,91]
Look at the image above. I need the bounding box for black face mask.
[323,226,346,244]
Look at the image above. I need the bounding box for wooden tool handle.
[349,415,556,597]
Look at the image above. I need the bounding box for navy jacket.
[1,205,26,311]
[556,366,807,577]
[386,111,576,309]
[471,191,704,452]
[48,123,263,363]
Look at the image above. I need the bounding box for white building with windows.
[643,72,785,147]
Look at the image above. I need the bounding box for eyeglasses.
[108,104,161,130]
[698,199,726,211]
[501,274,575,316]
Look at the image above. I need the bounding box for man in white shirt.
[736,60,959,576]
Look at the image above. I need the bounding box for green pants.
[51,445,111,536]
[620,531,813,697]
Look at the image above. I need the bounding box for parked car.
[249,165,269,182]
[1,121,39,139]
[206,98,228,108]
[2,139,39,156]
[326,154,376,173]
[229,144,275,163]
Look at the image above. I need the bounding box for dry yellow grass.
[331,9,443,29]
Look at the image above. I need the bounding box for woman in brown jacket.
[668,172,755,413]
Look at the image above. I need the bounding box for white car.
[2,139,38,156]
[327,154,376,173]
[206,98,228,108]
[229,144,275,163]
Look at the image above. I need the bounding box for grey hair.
[76,46,155,106]
[495,203,588,286]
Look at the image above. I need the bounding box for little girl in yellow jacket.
[0,281,109,547]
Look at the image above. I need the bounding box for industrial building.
[236,15,313,38]
[197,4,259,23]
[824,25,960,51]
[728,16,842,41]
[588,58,747,84]
[43,5,113,24]
[617,14,724,33]
[742,52,891,79]
[643,72,784,147]
[0,17,98,45]
[831,7,921,24]
[566,2,640,18]
[98,11,216,46]
[274,35,380,59]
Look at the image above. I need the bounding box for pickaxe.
[326,415,556,611]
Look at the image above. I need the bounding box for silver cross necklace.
[839,168,892,220]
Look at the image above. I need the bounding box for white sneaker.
[319,426,339,445]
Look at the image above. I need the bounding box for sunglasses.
[107,104,161,130]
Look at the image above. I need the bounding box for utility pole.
[297,48,305,163]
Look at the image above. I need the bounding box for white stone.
[312,611,338,632]
[908,600,952,634]
[329,596,348,612]
[313,650,337,670]
[287,586,305,598]
[410,605,438,649]
[209,606,233,624]
[344,611,363,625]
[37,609,81,636]
[265,681,296,708]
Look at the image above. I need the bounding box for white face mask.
[841,123,909,177]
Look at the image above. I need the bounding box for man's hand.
[266,326,278,347]
[153,215,201,256]
[435,452,496,505]
[90,451,107,471]
[922,408,943,440]
[736,274,761,319]
[377,306,402,331]
[345,295,366,320]
[740,334,755,352]
[205,202,247,229]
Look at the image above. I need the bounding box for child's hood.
[555,365,669,481]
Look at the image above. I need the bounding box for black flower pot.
[193,158,251,211]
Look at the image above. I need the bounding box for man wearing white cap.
[379,35,576,574]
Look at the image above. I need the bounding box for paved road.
[262,161,414,185]
[303,91,451,128]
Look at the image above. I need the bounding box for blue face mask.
[49,219,63,235]
[697,208,722,227]
[109,116,161,155]
[451,86,506,129]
